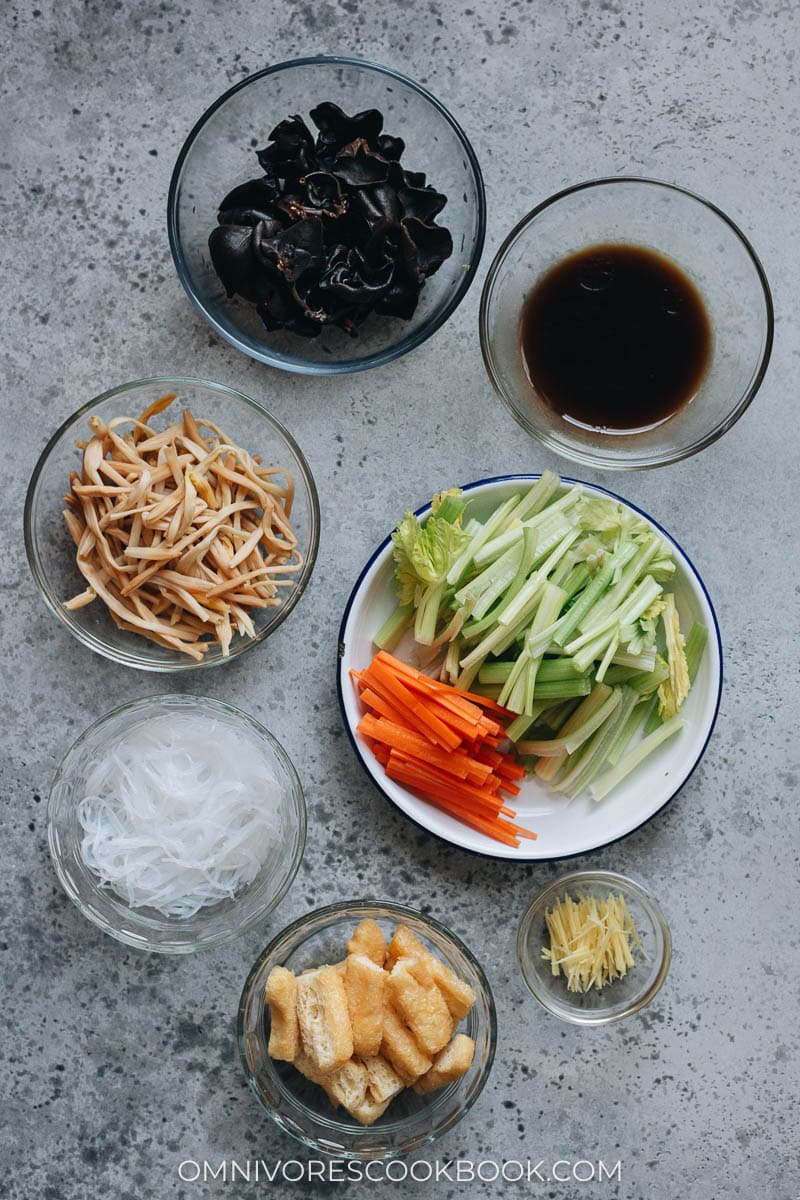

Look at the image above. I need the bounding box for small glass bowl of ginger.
[237,900,496,1159]
[516,869,671,1025]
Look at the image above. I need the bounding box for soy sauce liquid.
[520,243,712,433]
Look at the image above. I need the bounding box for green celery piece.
[479,657,585,686]
[528,687,612,778]
[470,523,525,569]
[498,582,566,712]
[541,697,583,730]
[532,676,593,700]
[602,664,640,684]
[569,577,664,674]
[461,526,539,641]
[505,661,531,714]
[644,624,707,734]
[567,575,664,655]
[514,680,611,742]
[558,687,639,799]
[506,711,537,741]
[589,716,685,803]
[446,494,520,587]
[506,471,561,523]
[413,579,448,645]
[494,529,581,633]
[595,633,620,683]
[434,492,467,524]
[467,543,526,620]
[521,583,569,714]
[627,655,670,696]
[606,701,647,767]
[499,647,531,708]
[549,551,577,590]
[551,561,614,648]
[685,622,708,681]
[444,637,461,684]
[373,602,415,652]
[472,485,583,569]
[455,657,484,691]
[611,648,657,671]
[642,695,663,735]
[516,687,621,756]
[576,536,663,637]
[478,661,515,684]
[559,562,591,603]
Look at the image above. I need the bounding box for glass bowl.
[48,694,306,954]
[480,177,773,469]
[238,900,496,1158]
[168,55,486,374]
[516,870,671,1024]
[24,376,320,671]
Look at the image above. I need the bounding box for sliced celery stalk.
[611,648,657,671]
[627,655,670,696]
[644,623,707,734]
[516,687,621,756]
[602,664,640,685]
[589,716,684,803]
[605,701,647,766]
[576,535,662,635]
[479,657,583,686]
[373,602,414,652]
[551,561,614,648]
[684,622,709,681]
[558,688,639,798]
[446,494,520,587]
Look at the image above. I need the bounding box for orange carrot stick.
[358,714,471,780]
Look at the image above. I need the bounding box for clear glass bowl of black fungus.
[169,56,486,374]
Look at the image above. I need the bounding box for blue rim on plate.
[336,474,723,862]
[167,55,487,375]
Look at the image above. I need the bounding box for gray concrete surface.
[2,1,798,1197]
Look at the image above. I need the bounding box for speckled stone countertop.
[2,1,798,1197]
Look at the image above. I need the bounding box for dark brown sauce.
[520,243,712,433]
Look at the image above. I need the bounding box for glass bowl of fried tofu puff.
[238,900,496,1157]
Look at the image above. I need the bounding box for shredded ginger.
[78,713,284,917]
[541,892,644,992]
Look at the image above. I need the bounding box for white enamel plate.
[337,476,722,861]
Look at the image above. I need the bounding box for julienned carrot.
[376,657,513,720]
[495,759,526,781]
[498,780,521,797]
[365,658,463,751]
[385,751,536,839]
[386,751,506,811]
[359,687,418,731]
[360,708,494,787]
[385,762,521,848]
[355,650,537,847]
[359,663,461,751]
[367,660,493,742]
[358,714,471,781]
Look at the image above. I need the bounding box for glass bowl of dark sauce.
[480,178,773,469]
